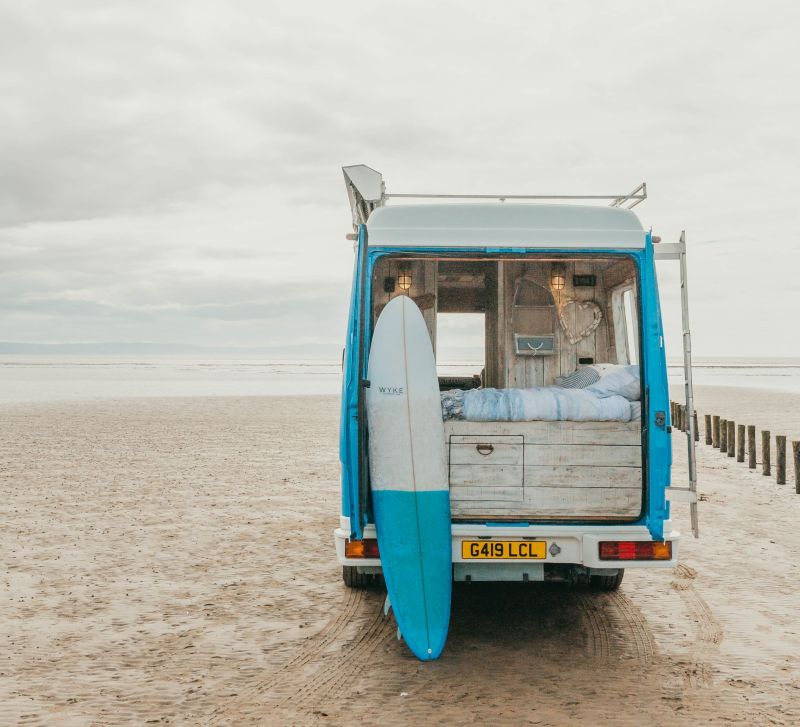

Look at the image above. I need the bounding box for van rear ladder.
[655,232,699,538]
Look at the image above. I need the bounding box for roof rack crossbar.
[385,189,647,207]
[609,182,647,209]
[343,165,647,229]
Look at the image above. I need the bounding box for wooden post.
[704,414,712,445]
[762,430,771,476]
[776,435,786,485]
[712,415,720,448]
[727,420,736,458]
[720,418,728,453]
[737,424,745,462]
[679,405,685,432]
[793,441,800,494]
[747,425,756,469]
[670,401,675,425]
[694,412,699,442]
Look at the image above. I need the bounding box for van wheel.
[589,570,624,591]
[342,566,380,589]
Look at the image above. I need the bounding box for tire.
[342,566,381,589]
[589,569,624,591]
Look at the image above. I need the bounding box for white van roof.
[366,203,646,249]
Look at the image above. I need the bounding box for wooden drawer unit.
[448,435,524,513]
[444,420,643,521]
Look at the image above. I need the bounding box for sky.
[1,0,799,358]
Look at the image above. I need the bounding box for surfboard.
[366,295,451,661]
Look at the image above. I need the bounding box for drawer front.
[449,435,524,467]
[449,464,524,488]
[450,485,522,502]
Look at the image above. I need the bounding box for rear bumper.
[334,516,679,570]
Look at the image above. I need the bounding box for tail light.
[345,538,380,559]
[599,541,672,561]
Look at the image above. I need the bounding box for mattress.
[441,386,640,423]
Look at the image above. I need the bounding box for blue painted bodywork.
[372,489,452,660]
[640,232,672,539]
[339,226,367,539]
[340,231,671,543]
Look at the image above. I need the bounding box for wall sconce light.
[398,269,413,292]
[550,264,566,291]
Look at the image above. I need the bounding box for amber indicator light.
[344,538,380,559]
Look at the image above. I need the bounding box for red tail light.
[345,538,380,559]
[599,541,672,561]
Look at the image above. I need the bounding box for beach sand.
[2,389,800,725]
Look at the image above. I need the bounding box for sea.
[1,355,800,404]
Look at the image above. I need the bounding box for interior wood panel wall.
[503,261,613,388]
[371,259,438,348]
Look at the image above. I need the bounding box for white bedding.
[452,386,637,422]
[440,364,642,423]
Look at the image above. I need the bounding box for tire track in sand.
[578,592,612,658]
[671,563,723,688]
[283,601,395,711]
[207,586,369,723]
[578,590,656,663]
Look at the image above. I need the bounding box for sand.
[2,389,800,725]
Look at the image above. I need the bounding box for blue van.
[335,164,697,591]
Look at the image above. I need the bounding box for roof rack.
[343,165,646,229]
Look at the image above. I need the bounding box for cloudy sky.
[1,1,798,357]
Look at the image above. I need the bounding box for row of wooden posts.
[670,401,800,492]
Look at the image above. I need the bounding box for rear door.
[339,225,369,538]
[640,239,671,540]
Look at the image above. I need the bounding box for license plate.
[461,540,547,560]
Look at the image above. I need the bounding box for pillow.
[554,366,601,389]
[586,365,641,401]
[440,389,465,421]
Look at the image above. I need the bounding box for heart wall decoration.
[557,299,603,345]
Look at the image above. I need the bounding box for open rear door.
[340,224,370,539]
[340,166,385,539]
[655,232,699,538]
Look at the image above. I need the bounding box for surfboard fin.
[383,594,392,617]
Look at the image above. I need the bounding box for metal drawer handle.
[475,443,494,456]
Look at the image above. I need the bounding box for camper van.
[335,165,697,599]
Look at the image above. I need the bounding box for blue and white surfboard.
[367,295,452,661]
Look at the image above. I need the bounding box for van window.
[435,313,485,381]
[622,289,639,365]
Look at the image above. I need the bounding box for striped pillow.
[554,366,601,389]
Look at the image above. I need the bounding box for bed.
[441,364,642,423]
